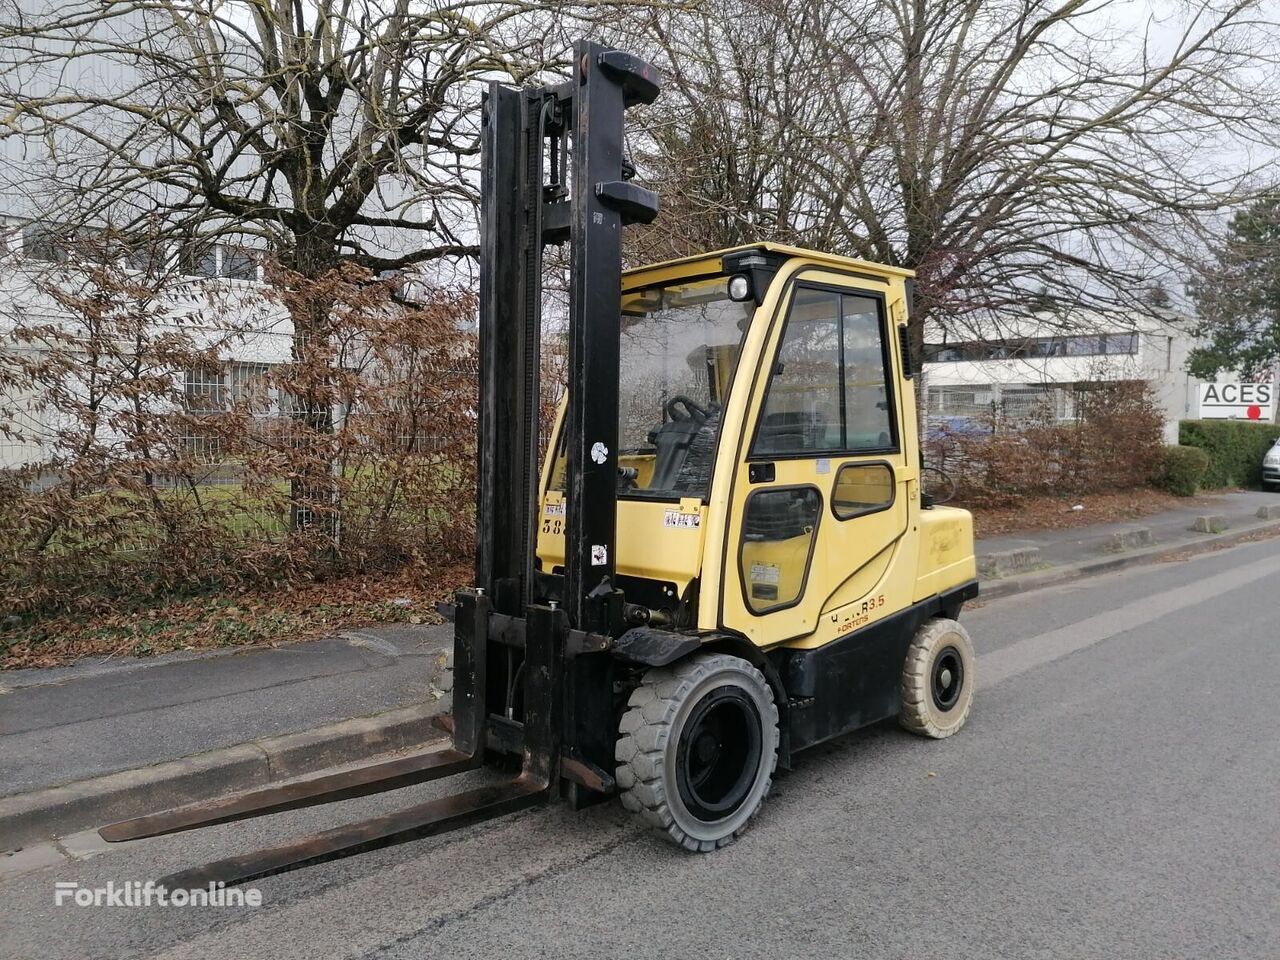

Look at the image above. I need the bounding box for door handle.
[748,462,775,484]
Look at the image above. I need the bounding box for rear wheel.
[615,653,778,852]
[900,617,976,739]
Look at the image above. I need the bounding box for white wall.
[923,310,1203,442]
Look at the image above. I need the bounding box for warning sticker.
[663,511,701,529]
[749,562,780,585]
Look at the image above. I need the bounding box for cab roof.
[623,242,915,288]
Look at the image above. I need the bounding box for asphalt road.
[2,535,1278,960]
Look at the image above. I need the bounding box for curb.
[979,517,1280,601]
[0,702,447,853]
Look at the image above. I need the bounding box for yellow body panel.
[912,505,979,602]
[537,243,977,651]
[537,489,706,601]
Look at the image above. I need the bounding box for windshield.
[549,276,752,500]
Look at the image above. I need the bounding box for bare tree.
[630,0,1280,355]
[0,0,569,274]
[0,0,566,532]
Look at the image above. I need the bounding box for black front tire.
[615,653,778,852]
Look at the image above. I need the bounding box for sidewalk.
[0,625,453,851]
[0,624,451,798]
[3,489,1278,853]
[974,490,1280,584]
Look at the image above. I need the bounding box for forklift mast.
[461,39,662,809]
[477,42,660,629]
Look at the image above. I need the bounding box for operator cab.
[536,243,941,642]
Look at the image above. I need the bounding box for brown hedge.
[924,380,1166,508]
[0,262,479,619]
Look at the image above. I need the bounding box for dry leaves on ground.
[965,489,1223,539]
[1,563,472,670]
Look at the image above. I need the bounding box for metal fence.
[926,383,1077,430]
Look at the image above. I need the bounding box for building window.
[183,365,227,412]
[928,386,989,419]
[1104,333,1138,355]
[180,363,283,459]
[179,241,259,279]
[925,332,1140,362]
[181,365,226,460]
[22,224,99,263]
[222,246,257,280]
[228,362,284,413]
[180,242,219,278]
[22,225,62,262]
[124,244,168,276]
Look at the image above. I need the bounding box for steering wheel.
[665,395,710,423]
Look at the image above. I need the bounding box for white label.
[543,502,565,516]
[591,544,608,566]
[749,562,780,585]
[1199,382,1274,420]
[816,458,831,474]
[663,510,701,528]
[590,441,609,464]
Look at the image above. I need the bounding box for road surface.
[2,534,1278,959]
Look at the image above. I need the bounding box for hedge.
[926,381,1166,507]
[1156,445,1211,497]
[1178,419,1280,489]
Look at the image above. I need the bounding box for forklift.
[100,40,979,885]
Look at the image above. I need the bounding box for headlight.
[727,273,752,302]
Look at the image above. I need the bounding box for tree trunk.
[284,232,341,543]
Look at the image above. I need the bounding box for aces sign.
[1198,382,1275,420]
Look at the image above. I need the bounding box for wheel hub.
[931,646,964,712]
[675,685,763,824]
[695,732,719,765]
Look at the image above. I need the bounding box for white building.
[0,1,455,472]
[0,236,297,471]
[922,310,1210,443]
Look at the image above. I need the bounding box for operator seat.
[648,404,721,492]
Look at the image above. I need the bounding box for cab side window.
[740,486,822,612]
[832,462,894,519]
[751,285,896,457]
[842,296,895,451]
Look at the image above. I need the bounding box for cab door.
[720,276,910,646]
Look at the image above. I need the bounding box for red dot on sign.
[1247,405,1262,420]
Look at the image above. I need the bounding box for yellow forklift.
[101,40,978,884]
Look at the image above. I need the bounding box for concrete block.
[0,743,269,852]
[258,704,444,780]
[1257,504,1280,520]
[58,828,113,860]
[1101,528,1153,553]
[1191,515,1227,534]
[977,547,1041,578]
